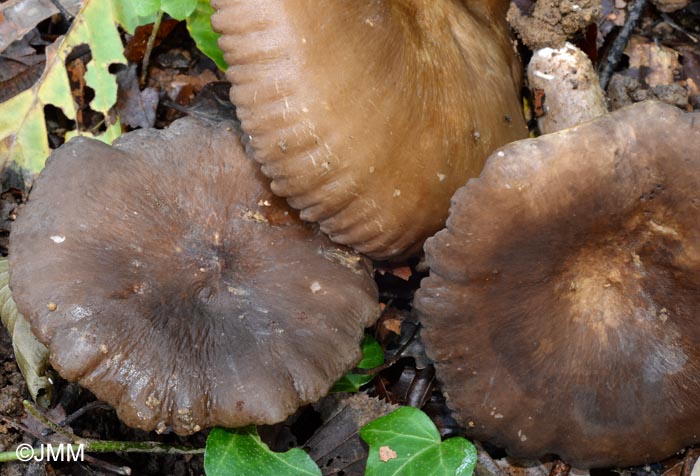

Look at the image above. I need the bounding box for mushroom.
[414,101,700,467]
[9,117,380,434]
[528,43,607,134]
[210,0,528,259]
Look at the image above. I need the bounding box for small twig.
[660,13,698,43]
[48,0,74,21]
[140,10,165,87]
[474,442,507,476]
[77,438,205,455]
[82,454,132,475]
[0,415,36,437]
[374,374,392,402]
[599,0,650,89]
[405,365,435,408]
[60,401,113,428]
[42,401,113,437]
[25,400,75,440]
[89,116,108,136]
[681,448,700,476]
[0,401,205,463]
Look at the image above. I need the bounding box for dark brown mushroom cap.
[9,118,380,435]
[414,101,700,468]
[210,0,527,260]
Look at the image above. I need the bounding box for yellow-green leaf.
[0,0,155,186]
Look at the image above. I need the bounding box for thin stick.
[405,365,435,408]
[25,400,74,440]
[661,13,698,43]
[140,10,164,87]
[81,454,132,475]
[474,442,506,476]
[0,401,205,463]
[599,0,649,89]
[48,0,74,21]
[59,401,112,428]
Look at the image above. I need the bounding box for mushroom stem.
[528,43,607,134]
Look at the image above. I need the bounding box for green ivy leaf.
[204,426,321,476]
[161,0,197,20]
[360,407,477,476]
[134,0,161,19]
[112,0,159,32]
[186,0,227,70]
[331,334,383,393]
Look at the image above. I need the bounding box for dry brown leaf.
[377,266,412,281]
[0,0,81,53]
[382,317,402,336]
[116,64,158,129]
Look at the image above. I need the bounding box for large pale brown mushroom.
[210,0,528,259]
[415,101,700,467]
[9,117,380,435]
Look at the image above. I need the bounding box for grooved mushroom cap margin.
[210,0,527,259]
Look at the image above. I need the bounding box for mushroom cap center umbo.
[415,101,700,468]
[9,117,379,435]
[494,207,696,413]
[464,183,698,413]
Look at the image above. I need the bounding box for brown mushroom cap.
[210,0,527,259]
[9,118,380,435]
[414,101,700,467]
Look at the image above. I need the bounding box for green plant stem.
[0,442,204,463]
[140,10,164,86]
[77,439,205,454]
[0,401,205,463]
[23,400,73,439]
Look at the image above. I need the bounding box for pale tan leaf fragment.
[0,258,51,407]
[379,446,398,463]
[625,35,682,88]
